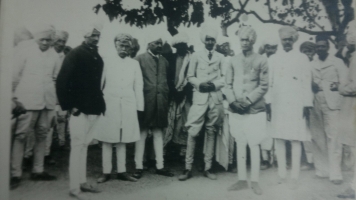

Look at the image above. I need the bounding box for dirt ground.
[10,142,354,200]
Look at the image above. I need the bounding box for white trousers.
[69,114,98,192]
[135,128,164,170]
[275,139,301,179]
[236,140,260,182]
[102,142,126,173]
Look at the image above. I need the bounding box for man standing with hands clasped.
[56,23,106,200]
[178,26,225,181]
[225,26,269,195]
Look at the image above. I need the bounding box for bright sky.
[14,0,343,58]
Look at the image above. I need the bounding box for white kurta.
[268,48,313,141]
[94,56,144,143]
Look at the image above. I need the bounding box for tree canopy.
[94,0,354,41]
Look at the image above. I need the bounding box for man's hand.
[303,107,312,121]
[229,101,246,115]
[199,82,211,93]
[206,82,216,92]
[312,82,321,93]
[72,108,80,116]
[237,97,252,108]
[266,103,271,121]
[330,82,339,91]
[12,99,26,118]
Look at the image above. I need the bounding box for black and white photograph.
[0,0,356,199]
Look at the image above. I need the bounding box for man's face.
[240,36,253,51]
[85,29,101,47]
[148,39,163,55]
[53,38,67,53]
[316,40,329,58]
[35,35,52,52]
[115,41,131,58]
[281,36,294,51]
[301,48,316,61]
[265,45,277,57]
[221,43,231,55]
[204,36,216,51]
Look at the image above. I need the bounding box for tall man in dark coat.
[56,24,105,200]
[133,36,174,179]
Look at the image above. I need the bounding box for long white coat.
[94,56,144,143]
[268,48,313,141]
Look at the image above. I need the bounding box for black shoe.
[156,168,174,177]
[10,177,21,190]
[260,161,271,170]
[178,170,192,181]
[97,174,110,183]
[117,172,138,182]
[132,169,143,179]
[203,169,217,180]
[30,172,57,181]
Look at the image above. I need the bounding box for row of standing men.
[9,22,356,199]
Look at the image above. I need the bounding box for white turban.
[217,36,231,46]
[200,27,218,43]
[82,23,103,37]
[144,33,163,49]
[237,26,257,44]
[114,33,133,45]
[279,26,299,42]
[171,32,189,46]
[346,20,356,45]
[30,24,55,39]
[53,31,69,42]
[262,38,278,46]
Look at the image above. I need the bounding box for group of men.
[9,20,356,200]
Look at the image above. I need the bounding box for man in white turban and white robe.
[11,24,58,189]
[268,26,313,189]
[178,26,225,181]
[226,26,268,195]
[95,33,143,183]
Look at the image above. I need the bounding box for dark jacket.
[135,52,169,128]
[56,42,106,115]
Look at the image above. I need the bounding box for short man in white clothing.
[225,26,269,195]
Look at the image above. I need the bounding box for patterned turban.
[82,22,103,37]
[238,26,257,44]
[300,41,316,52]
[31,24,55,39]
[171,32,189,46]
[114,33,133,45]
[346,20,356,45]
[279,26,299,42]
[53,31,69,42]
[200,26,218,43]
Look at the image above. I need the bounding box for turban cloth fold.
[237,26,257,44]
[144,33,163,49]
[346,20,356,45]
[171,32,189,46]
[30,24,55,39]
[200,27,218,43]
[114,33,133,45]
[279,26,299,42]
[82,23,103,37]
[299,41,316,52]
[54,31,69,42]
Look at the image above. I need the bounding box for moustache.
[119,51,128,55]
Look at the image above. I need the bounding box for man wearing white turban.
[56,24,105,199]
[337,21,356,199]
[178,26,224,181]
[133,35,174,179]
[268,26,313,189]
[10,24,58,189]
[225,26,268,195]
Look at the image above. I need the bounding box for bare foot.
[227,180,248,191]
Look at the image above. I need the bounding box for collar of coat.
[197,49,222,64]
[148,50,160,58]
[81,41,98,52]
[313,54,339,70]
